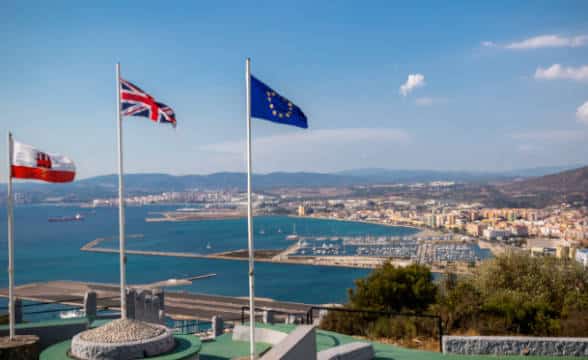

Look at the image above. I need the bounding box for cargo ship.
[48,213,84,222]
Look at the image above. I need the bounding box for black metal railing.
[0,295,121,322]
[240,306,308,325]
[240,305,443,352]
[171,319,211,335]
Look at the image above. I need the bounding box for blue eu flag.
[250,75,308,129]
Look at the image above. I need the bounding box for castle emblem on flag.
[36,152,52,169]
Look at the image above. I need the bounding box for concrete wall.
[261,325,317,360]
[0,319,88,350]
[443,335,588,357]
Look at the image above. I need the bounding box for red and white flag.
[11,140,75,183]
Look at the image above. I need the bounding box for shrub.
[348,263,437,313]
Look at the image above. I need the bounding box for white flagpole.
[7,132,15,339]
[245,57,256,359]
[116,63,127,319]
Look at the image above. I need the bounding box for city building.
[483,227,511,240]
[297,205,307,216]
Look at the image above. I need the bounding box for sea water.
[0,205,423,307]
[0,204,492,316]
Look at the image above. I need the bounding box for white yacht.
[286,224,299,241]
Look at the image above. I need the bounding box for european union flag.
[250,75,308,129]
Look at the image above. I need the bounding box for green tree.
[433,272,481,332]
[348,263,437,313]
[320,262,439,342]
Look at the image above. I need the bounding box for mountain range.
[500,166,588,195]
[1,164,586,204]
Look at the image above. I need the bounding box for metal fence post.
[438,317,443,353]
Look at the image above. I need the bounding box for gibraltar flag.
[11,141,75,183]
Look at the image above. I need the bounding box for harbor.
[80,230,487,274]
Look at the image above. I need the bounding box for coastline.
[143,210,429,238]
[287,214,426,234]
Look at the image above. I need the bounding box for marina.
[289,235,486,264]
[80,232,487,270]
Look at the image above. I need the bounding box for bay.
[0,205,419,306]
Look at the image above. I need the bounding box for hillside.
[502,166,588,193]
[498,166,588,207]
[337,165,578,183]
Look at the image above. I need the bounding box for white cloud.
[203,128,411,154]
[577,101,588,124]
[506,34,588,49]
[481,41,496,48]
[399,74,425,96]
[510,130,588,142]
[534,64,588,81]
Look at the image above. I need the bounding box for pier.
[0,280,313,321]
[79,236,380,268]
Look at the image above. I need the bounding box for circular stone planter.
[70,320,174,360]
[40,335,201,360]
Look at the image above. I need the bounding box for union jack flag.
[120,78,177,127]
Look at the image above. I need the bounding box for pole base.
[0,335,40,360]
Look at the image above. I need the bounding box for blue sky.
[1,1,588,178]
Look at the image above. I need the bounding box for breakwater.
[80,235,477,274]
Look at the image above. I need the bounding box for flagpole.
[245,57,256,359]
[116,62,127,319]
[7,132,15,339]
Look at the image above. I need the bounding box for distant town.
[61,175,588,272]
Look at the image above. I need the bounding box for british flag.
[120,78,177,127]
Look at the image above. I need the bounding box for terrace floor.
[199,323,588,360]
[27,319,588,359]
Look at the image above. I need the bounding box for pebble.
[79,319,164,343]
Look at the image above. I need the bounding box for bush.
[348,263,437,313]
[319,262,438,343]
[439,252,588,337]
[321,252,588,347]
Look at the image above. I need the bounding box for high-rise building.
[297,205,307,216]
